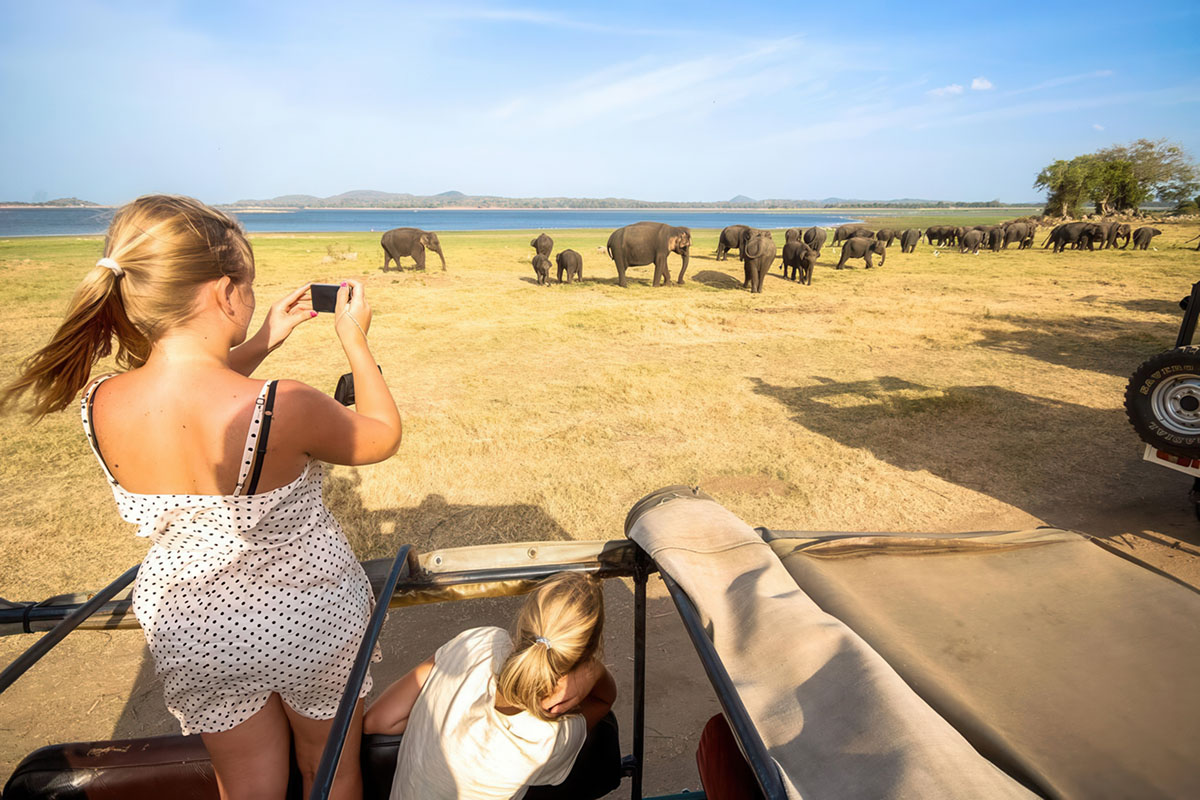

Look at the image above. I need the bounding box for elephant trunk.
[433,244,447,270]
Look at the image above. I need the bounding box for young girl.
[364,572,618,800]
[3,195,403,800]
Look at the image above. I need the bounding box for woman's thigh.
[200,693,292,800]
[284,697,365,800]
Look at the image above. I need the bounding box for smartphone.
[310,283,340,313]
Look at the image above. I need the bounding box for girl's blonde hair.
[3,195,253,420]
[497,572,605,721]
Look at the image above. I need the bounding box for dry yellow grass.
[2,219,1200,787]
[2,222,1198,599]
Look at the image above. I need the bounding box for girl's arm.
[576,665,617,731]
[363,656,435,736]
[543,661,618,731]
[229,285,315,376]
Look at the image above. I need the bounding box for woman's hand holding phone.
[334,280,371,345]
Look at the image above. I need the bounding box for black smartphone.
[310,283,340,313]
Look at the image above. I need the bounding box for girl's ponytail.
[3,262,148,420]
[497,572,605,721]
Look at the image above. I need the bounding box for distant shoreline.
[2,204,1046,213]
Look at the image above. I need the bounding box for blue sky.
[2,0,1198,204]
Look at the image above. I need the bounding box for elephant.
[531,233,554,258]
[784,228,802,244]
[1042,222,1094,252]
[556,249,583,283]
[899,228,921,253]
[781,240,816,284]
[381,227,446,271]
[875,228,898,247]
[606,222,692,287]
[1088,221,1116,250]
[803,226,828,255]
[741,229,777,293]
[833,224,874,244]
[960,230,985,253]
[983,225,1005,252]
[1131,227,1162,250]
[716,225,750,261]
[924,225,954,246]
[532,254,552,285]
[953,227,968,247]
[1002,222,1035,249]
[1107,223,1132,249]
[836,236,886,269]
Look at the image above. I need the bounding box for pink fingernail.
[340,282,347,287]
[310,311,317,317]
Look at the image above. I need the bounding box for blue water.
[0,207,861,238]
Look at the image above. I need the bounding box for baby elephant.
[836,237,886,269]
[781,241,816,285]
[556,249,583,283]
[1131,227,1162,250]
[532,254,552,285]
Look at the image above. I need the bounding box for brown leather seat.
[2,732,404,800]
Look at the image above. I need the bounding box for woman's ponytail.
[1,194,251,421]
[2,262,148,420]
[497,572,605,721]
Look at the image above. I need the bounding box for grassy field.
[2,215,1200,785]
[1,217,1199,598]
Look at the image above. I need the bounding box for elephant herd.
[376,217,1176,292]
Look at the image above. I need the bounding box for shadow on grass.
[1108,297,1188,316]
[972,312,1176,377]
[747,375,1190,540]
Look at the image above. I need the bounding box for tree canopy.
[1034,139,1199,217]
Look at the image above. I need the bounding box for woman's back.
[89,366,308,496]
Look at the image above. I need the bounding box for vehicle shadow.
[972,312,1175,378]
[747,375,1191,541]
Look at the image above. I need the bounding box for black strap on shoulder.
[245,380,278,496]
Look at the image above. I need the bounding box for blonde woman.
[3,195,402,800]
[364,572,618,800]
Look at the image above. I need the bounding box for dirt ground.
[2,220,1200,792]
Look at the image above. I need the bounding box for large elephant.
[803,226,828,255]
[381,227,446,270]
[556,249,583,283]
[1088,221,1116,250]
[1131,227,1162,250]
[899,228,921,253]
[781,240,816,284]
[833,224,874,244]
[924,225,954,246]
[836,236,886,269]
[716,225,750,261]
[1002,222,1035,249]
[531,233,554,258]
[960,230,985,253]
[784,228,803,244]
[1042,222,1092,253]
[741,229,777,293]
[983,225,1005,252]
[1108,223,1132,249]
[607,222,691,287]
[875,228,898,247]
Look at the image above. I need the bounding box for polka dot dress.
[81,376,378,735]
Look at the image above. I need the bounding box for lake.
[0,208,862,238]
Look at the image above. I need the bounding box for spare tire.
[1125,346,1200,457]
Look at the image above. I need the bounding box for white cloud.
[1093,123,1105,131]
[971,77,994,90]
[929,83,964,97]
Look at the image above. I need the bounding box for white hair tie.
[533,636,552,650]
[96,257,124,277]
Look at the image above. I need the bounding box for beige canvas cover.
[625,487,1037,800]
[769,528,1200,799]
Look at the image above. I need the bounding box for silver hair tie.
[97,257,123,277]
[533,636,552,650]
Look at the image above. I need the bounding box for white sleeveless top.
[81,375,377,735]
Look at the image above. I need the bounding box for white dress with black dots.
[81,376,377,735]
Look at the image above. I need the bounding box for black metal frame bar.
[0,564,139,695]
[631,548,650,800]
[310,545,411,800]
[1175,280,1200,348]
[658,568,788,800]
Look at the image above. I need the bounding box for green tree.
[1035,139,1199,216]
[1035,157,1095,217]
